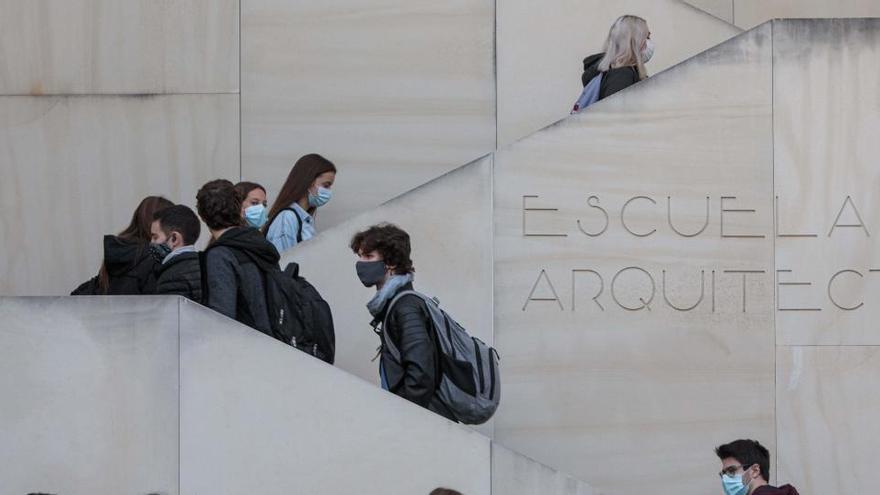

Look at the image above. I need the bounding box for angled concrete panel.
[0,297,179,495]
[179,298,492,495]
[496,0,741,146]
[241,0,496,230]
[492,444,595,495]
[0,0,239,95]
[735,0,880,30]
[494,25,774,495]
[774,19,880,345]
[0,94,240,296]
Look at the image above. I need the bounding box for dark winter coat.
[581,52,641,100]
[202,227,280,336]
[156,250,202,302]
[377,282,456,422]
[71,235,159,295]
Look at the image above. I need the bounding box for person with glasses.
[715,439,800,495]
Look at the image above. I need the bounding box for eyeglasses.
[719,465,746,478]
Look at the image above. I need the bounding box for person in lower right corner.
[715,439,800,495]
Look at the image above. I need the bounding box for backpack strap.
[380,290,435,364]
[268,207,305,244]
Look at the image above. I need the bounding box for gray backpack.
[382,290,501,424]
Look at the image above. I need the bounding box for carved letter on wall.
[662,269,705,311]
[572,269,605,311]
[720,196,766,238]
[723,270,766,313]
[611,267,656,311]
[827,269,864,311]
[777,269,822,311]
[577,196,609,237]
[828,196,871,237]
[621,196,657,237]
[775,196,817,238]
[667,196,710,237]
[523,269,565,311]
[523,195,568,237]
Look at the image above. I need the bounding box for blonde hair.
[598,15,650,80]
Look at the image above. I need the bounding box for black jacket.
[581,52,641,100]
[71,235,159,295]
[376,282,456,421]
[203,227,280,335]
[156,250,202,302]
[753,485,800,495]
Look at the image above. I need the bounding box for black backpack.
[266,261,336,364]
[202,245,335,364]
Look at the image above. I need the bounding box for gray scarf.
[367,273,414,318]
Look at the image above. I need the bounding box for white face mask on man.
[641,38,655,63]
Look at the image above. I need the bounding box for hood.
[583,52,604,71]
[103,235,152,276]
[212,227,280,270]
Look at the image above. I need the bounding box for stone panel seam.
[238,0,243,181]
[771,19,778,485]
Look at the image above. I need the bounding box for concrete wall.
[494,25,775,495]
[0,0,240,296]
[0,296,594,495]
[241,0,497,229]
[496,0,741,146]
[685,0,880,29]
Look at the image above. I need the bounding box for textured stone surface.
[0,0,239,94]
[496,0,741,146]
[684,0,734,23]
[777,346,880,494]
[493,25,775,495]
[241,0,496,230]
[774,19,880,345]
[492,444,595,495]
[0,94,240,296]
[0,297,179,495]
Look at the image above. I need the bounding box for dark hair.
[153,204,201,246]
[715,439,770,482]
[234,181,266,204]
[97,195,174,293]
[430,489,463,495]
[265,153,336,232]
[349,223,414,275]
[196,179,244,230]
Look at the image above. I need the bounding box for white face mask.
[641,38,655,63]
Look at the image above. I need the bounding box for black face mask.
[356,260,387,287]
[149,242,173,264]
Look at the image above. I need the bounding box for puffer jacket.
[156,251,202,302]
[377,282,456,422]
[71,235,158,295]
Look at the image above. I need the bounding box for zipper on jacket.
[488,349,497,399]
[473,338,485,394]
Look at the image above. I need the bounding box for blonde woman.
[581,15,653,100]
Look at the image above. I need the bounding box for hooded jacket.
[71,235,159,295]
[581,52,641,101]
[203,227,280,336]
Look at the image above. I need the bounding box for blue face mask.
[244,204,268,228]
[308,187,333,208]
[721,473,749,495]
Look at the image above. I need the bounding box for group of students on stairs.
[71,152,500,426]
